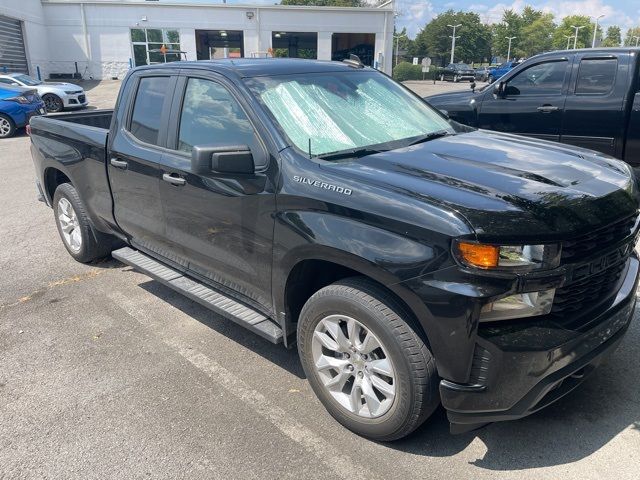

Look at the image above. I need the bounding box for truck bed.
[43,109,113,130]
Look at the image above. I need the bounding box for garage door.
[0,15,28,74]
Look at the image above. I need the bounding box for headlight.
[6,95,29,104]
[480,289,555,322]
[454,241,561,271]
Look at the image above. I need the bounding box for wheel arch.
[43,167,72,204]
[277,247,430,349]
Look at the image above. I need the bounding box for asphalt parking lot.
[1,79,639,479]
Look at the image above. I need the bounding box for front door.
[108,72,178,257]
[158,73,277,313]
[477,58,571,142]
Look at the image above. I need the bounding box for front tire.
[53,183,116,263]
[0,114,16,138]
[298,277,439,441]
[43,94,64,113]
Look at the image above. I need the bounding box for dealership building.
[0,0,394,81]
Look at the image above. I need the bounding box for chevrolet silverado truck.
[30,58,640,440]
[426,48,640,165]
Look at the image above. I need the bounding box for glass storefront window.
[130,28,182,67]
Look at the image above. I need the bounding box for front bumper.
[62,92,88,108]
[441,254,639,433]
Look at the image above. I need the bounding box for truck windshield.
[246,71,453,158]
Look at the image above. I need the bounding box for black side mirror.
[191,145,255,175]
[494,81,506,98]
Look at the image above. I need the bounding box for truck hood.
[425,89,477,104]
[320,130,639,239]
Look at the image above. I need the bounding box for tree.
[491,8,555,59]
[393,27,414,64]
[624,27,640,46]
[280,0,364,6]
[413,10,492,66]
[552,15,594,50]
[602,26,622,47]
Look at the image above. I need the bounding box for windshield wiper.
[315,146,385,161]
[407,130,453,146]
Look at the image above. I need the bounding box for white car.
[0,73,88,113]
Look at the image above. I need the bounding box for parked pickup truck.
[426,48,640,165]
[30,58,640,440]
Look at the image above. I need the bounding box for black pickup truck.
[30,58,640,440]
[426,48,640,165]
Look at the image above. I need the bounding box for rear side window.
[177,78,258,154]
[576,58,617,95]
[130,76,171,145]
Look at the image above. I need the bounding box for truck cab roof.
[133,58,372,78]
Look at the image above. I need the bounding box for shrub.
[392,62,423,82]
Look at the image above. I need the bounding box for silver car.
[0,73,88,113]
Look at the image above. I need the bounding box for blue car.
[488,61,521,83]
[0,84,46,138]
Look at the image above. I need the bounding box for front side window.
[177,78,258,155]
[246,71,452,157]
[129,76,171,145]
[506,61,568,96]
[576,58,617,95]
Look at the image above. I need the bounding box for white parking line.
[109,291,378,480]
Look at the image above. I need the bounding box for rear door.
[477,57,571,142]
[157,71,278,312]
[624,62,640,166]
[561,53,627,157]
[108,70,179,257]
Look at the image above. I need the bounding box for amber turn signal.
[456,242,499,268]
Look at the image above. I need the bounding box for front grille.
[551,214,638,328]
[561,215,637,263]
[550,260,627,323]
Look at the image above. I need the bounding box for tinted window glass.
[130,76,171,145]
[506,61,568,96]
[576,58,617,94]
[177,78,258,155]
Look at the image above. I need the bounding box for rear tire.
[297,277,439,441]
[0,114,16,138]
[53,183,117,263]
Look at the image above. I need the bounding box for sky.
[393,0,640,38]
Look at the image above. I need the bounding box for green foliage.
[392,62,423,82]
[624,27,640,46]
[280,0,364,5]
[492,7,555,58]
[602,26,622,47]
[412,10,491,65]
[552,15,594,50]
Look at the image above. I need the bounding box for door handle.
[537,105,559,113]
[162,173,186,186]
[110,158,128,169]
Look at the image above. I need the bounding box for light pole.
[393,32,406,67]
[571,25,587,49]
[448,23,461,64]
[592,14,604,48]
[505,36,516,62]
[564,35,574,50]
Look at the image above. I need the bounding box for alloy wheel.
[0,117,11,137]
[57,197,82,252]
[44,95,63,113]
[311,314,396,418]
